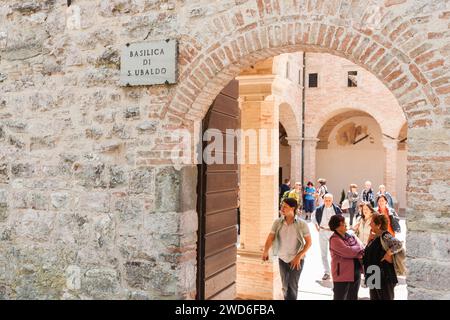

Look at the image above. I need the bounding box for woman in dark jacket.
[363,214,403,300]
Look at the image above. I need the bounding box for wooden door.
[197,80,240,300]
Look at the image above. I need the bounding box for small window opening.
[308,73,318,88]
[348,71,358,87]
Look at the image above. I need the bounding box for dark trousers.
[278,258,305,300]
[304,199,315,214]
[349,206,356,226]
[333,278,360,300]
[369,281,395,300]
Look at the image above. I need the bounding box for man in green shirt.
[262,197,312,300]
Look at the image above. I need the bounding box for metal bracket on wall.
[382,133,396,140]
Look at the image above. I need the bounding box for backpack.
[319,185,328,198]
[390,212,401,233]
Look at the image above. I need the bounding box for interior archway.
[316,110,385,202]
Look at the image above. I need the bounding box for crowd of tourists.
[262,178,405,300]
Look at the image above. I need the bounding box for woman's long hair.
[360,202,377,221]
[377,194,391,213]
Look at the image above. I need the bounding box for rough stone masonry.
[0,0,449,299]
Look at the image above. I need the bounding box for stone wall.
[0,0,449,299]
[0,0,199,299]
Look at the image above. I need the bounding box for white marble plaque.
[120,39,177,86]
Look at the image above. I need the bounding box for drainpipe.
[301,52,306,184]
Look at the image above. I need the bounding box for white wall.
[316,149,385,202]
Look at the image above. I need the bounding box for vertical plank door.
[197,79,240,300]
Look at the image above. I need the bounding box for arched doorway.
[167,2,449,300]
[195,50,413,299]
[279,123,291,187]
[279,102,302,184]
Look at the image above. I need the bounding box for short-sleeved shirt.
[270,217,310,261]
[305,187,315,200]
[277,222,299,263]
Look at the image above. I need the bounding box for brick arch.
[173,1,450,300]
[166,2,448,126]
[307,98,405,139]
[278,102,300,140]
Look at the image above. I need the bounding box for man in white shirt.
[262,198,312,300]
[312,193,343,281]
